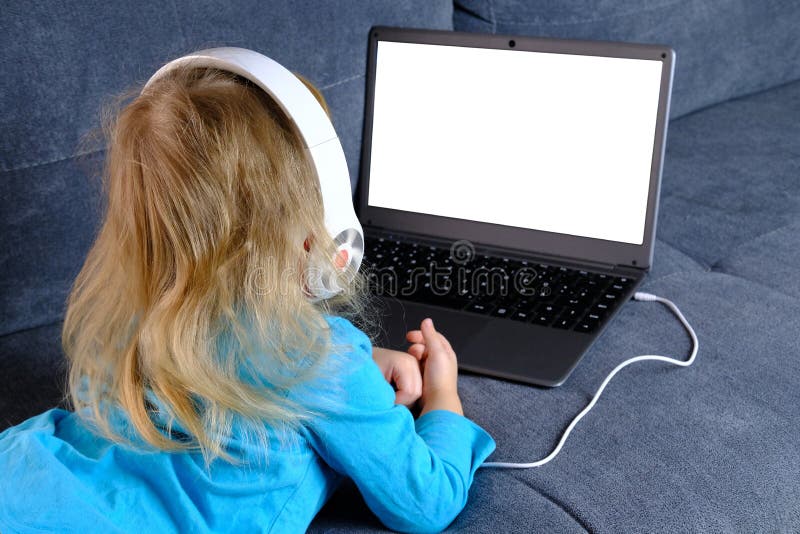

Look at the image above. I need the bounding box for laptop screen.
[365,40,664,246]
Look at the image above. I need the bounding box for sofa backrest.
[0,1,453,337]
[454,0,800,119]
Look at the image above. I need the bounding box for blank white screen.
[367,41,663,245]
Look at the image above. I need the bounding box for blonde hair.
[63,64,364,463]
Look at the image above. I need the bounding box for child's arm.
[298,318,495,533]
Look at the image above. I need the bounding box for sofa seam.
[669,75,800,122]
[0,320,64,341]
[453,1,493,25]
[1,70,365,173]
[708,221,800,271]
[507,472,592,533]
[0,148,104,174]
[319,73,363,91]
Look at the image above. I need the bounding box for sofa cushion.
[453,0,800,119]
[713,221,800,300]
[657,79,800,268]
[0,0,453,336]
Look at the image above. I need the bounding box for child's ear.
[303,234,347,269]
[334,249,349,270]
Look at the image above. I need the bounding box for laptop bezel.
[357,26,675,270]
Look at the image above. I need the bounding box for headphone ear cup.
[335,228,364,273]
[305,228,363,301]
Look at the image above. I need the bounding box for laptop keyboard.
[364,234,635,334]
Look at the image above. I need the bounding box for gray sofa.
[2,1,798,531]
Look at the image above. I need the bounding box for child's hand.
[405,318,464,417]
[372,347,423,408]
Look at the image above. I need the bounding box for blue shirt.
[0,317,495,533]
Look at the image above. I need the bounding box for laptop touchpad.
[373,298,488,354]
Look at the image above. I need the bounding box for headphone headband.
[146,48,336,149]
[144,47,363,299]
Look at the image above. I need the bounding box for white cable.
[480,292,698,469]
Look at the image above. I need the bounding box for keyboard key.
[593,302,611,313]
[511,299,537,313]
[537,289,556,301]
[511,310,531,321]
[491,306,513,318]
[540,304,562,316]
[574,321,598,333]
[559,308,581,319]
[552,316,578,329]
[465,302,494,315]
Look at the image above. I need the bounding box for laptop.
[356,27,675,387]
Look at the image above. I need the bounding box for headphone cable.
[480,292,698,469]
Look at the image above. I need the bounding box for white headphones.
[143,47,364,300]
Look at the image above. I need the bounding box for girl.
[0,57,494,532]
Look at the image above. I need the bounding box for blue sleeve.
[296,317,496,533]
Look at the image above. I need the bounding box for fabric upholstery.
[714,221,800,299]
[657,79,800,268]
[454,0,800,120]
[0,323,67,430]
